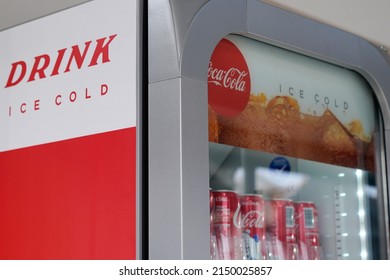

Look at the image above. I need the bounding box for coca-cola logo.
[241,210,265,228]
[208,38,250,117]
[208,64,248,92]
[232,206,265,229]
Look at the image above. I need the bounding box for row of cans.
[210,190,322,260]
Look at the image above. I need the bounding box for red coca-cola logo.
[208,38,251,117]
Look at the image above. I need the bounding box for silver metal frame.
[148,0,390,259]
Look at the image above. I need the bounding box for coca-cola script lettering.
[242,210,265,228]
[208,62,248,93]
[208,38,250,117]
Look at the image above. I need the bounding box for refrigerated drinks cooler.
[149,0,390,260]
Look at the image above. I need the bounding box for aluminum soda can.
[295,201,321,260]
[212,190,242,260]
[266,199,298,260]
[209,189,216,259]
[210,189,214,213]
[240,194,266,260]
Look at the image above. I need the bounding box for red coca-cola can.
[209,189,216,259]
[212,190,242,260]
[266,199,298,260]
[210,188,214,213]
[240,194,266,260]
[295,201,321,260]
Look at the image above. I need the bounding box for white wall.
[0,0,89,31]
[0,0,389,53]
[264,0,390,52]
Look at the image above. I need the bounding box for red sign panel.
[0,128,136,259]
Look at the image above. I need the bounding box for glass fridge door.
[208,34,384,260]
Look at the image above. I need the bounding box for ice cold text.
[8,83,109,117]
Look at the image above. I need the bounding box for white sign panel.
[0,0,137,152]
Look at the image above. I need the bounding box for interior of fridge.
[209,143,381,260]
